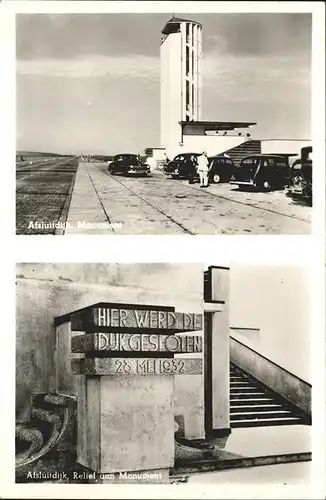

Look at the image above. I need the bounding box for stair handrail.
[230,335,311,387]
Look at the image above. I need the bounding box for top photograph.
[16,12,313,235]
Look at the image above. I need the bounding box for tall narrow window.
[186,80,190,109]
[186,23,190,43]
[186,45,189,75]
[192,49,194,79]
[192,83,195,114]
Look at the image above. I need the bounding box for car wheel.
[263,180,271,191]
[212,173,221,184]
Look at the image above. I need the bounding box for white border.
[1,1,325,499]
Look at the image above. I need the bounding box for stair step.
[230,398,275,406]
[230,382,254,387]
[230,387,264,392]
[231,416,302,428]
[230,404,284,412]
[230,392,267,398]
[230,410,292,420]
[230,384,261,389]
[230,379,250,383]
[232,416,301,422]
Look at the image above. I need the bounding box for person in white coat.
[197,151,209,187]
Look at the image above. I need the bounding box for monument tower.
[160,17,203,152]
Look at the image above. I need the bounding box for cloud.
[203,51,310,83]
[202,51,311,103]
[17,54,160,81]
[205,34,229,55]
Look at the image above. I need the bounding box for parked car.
[108,154,150,176]
[230,154,290,191]
[286,146,312,205]
[207,156,235,184]
[164,153,235,183]
[163,153,200,179]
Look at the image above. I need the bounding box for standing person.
[197,151,209,187]
[188,154,198,184]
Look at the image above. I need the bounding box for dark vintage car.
[207,156,236,184]
[108,154,150,176]
[163,153,200,179]
[230,154,290,191]
[286,146,312,206]
[164,153,235,183]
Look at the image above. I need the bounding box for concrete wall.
[16,263,204,439]
[229,265,311,383]
[210,267,230,432]
[230,336,311,414]
[230,327,260,346]
[174,135,245,159]
[160,33,183,154]
[146,148,167,170]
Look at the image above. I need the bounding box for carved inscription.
[72,357,203,375]
[71,332,203,353]
[71,307,202,332]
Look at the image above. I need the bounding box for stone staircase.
[221,140,261,167]
[230,363,310,428]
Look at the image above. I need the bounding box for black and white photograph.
[15,262,312,485]
[16,11,313,235]
[1,1,325,499]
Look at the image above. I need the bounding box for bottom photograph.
[15,263,311,485]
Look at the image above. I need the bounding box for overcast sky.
[16,13,311,154]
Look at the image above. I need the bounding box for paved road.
[72,163,311,235]
[16,157,79,235]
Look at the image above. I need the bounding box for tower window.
[192,83,195,110]
[186,80,190,108]
[186,45,189,75]
[186,23,190,43]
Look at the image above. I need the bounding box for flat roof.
[179,121,257,131]
[162,17,202,35]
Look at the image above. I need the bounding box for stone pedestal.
[76,375,174,474]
